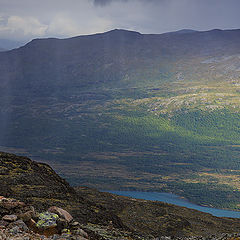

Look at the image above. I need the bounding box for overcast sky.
[0,0,239,42]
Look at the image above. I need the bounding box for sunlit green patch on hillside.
[3,79,240,209]
[1,42,240,210]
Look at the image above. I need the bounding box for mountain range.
[0,28,240,209]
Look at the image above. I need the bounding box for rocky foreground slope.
[0,196,89,239]
[1,151,240,239]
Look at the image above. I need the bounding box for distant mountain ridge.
[0,28,240,93]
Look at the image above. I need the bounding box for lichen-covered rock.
[36,212,59,229]
[0,196,91,239]
[48,206,73,223]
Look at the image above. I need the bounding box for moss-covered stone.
[36,212,59,228]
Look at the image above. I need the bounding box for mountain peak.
[106,28,141,34]
[102,28,142,38]
[174,29,198,34]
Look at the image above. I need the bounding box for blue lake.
[106,191,240,218]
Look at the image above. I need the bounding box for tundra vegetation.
[0,29,240,209]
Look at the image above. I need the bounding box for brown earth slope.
[1,151,240,239]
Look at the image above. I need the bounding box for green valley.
[0,29,240,209]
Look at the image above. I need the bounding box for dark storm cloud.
[0,0,239,41]
[93,0,166,7]
[93,0,113,6]
[92,0,240,34]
